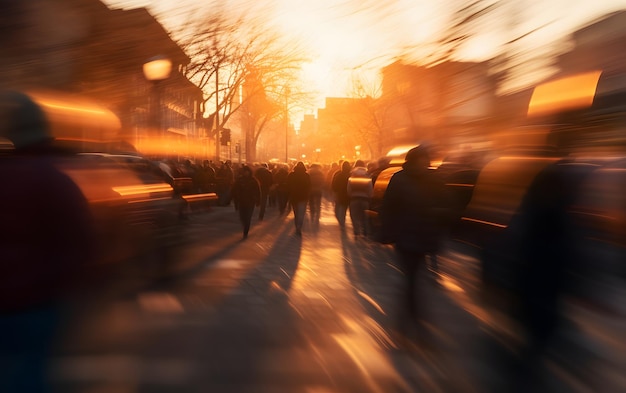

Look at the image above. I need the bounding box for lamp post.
[143,56,172,150]
[284,86,290,164]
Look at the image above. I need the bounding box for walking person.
[331,160,352,229]
[231,165,261,240]
[216,160,234,206]
[273,165,290,215]
[379,144,449,346]
[254,163,273,220]
[286,161,311,236]
[307,163,325,226]
[347,160,373,238]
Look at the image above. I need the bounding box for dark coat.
[254,166,274,193]
[231,172,261,209]
[287,163,311,204]
[331,161,352,205]
[273,167,289,192]
[380,163,449,253]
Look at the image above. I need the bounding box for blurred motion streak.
[355,290,386,315]
[527,70,602,117]
[112,183,173,196]
[333,314,410,393]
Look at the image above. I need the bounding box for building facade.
[0,0,207,159]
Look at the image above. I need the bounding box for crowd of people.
[157,156,399,241]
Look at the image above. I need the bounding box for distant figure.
[325,162,339,200]
[331,161,352,228]
[273,165,290,215]
[307,163,326,225]
[197,159,216,193]
[231,165,261,239]
[379,144,448,345]
[286,162,311,236]
[254,163,274,220]
[216,160,234,206]
[0,91,96,392]
[347,160,373,238]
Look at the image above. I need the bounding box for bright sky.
[105,0,626,116]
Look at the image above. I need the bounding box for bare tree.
[342,72,390,159]
[174,7,311,162]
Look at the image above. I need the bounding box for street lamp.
[284,86,290,163]
[143,55,172,141]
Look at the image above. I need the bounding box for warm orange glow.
[112,183,173,196]
[527,70,602,117]
[385,145,416,157]
[136,136,213,158]
[24,90,121,141]
[181,193,218,201]
[143,57,173,81]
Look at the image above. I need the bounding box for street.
[48,200,624,393]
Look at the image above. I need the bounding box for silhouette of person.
[273,165,290,215]
[0,91,96,392]
[254,163,273,220]
[379,144,448,345]
[332,160,352,228]
[287,162,311,236]
[307,163,325,225]
[231,165,261,239]
[347,160,373,238]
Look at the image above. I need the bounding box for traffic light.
[220,128,231,146]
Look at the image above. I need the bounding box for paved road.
[49,200,623,392]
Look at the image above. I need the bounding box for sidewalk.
[50,201,610,392]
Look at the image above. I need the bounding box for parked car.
[0,89,184,283]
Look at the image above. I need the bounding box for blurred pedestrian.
[0,91,96,392]
[379,144,448,345]
[287,161,311,236]
[216,160,234,206]
[273,165,290,215]
[254,163,273,220]
[332,160,352,229]
[197,159,216,193]
[231,165,261,239]
[325,162,339,200]
[347,160,373,238]
[308,163,325,225]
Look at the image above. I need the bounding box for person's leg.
[354,199,368,236]
[395,249,427,336]
[294,201,306,234]
[239,206,253,238]
[309,193,321,222]
[336,202,347,227]
[258,191,268,219]
[314,193,322,222]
